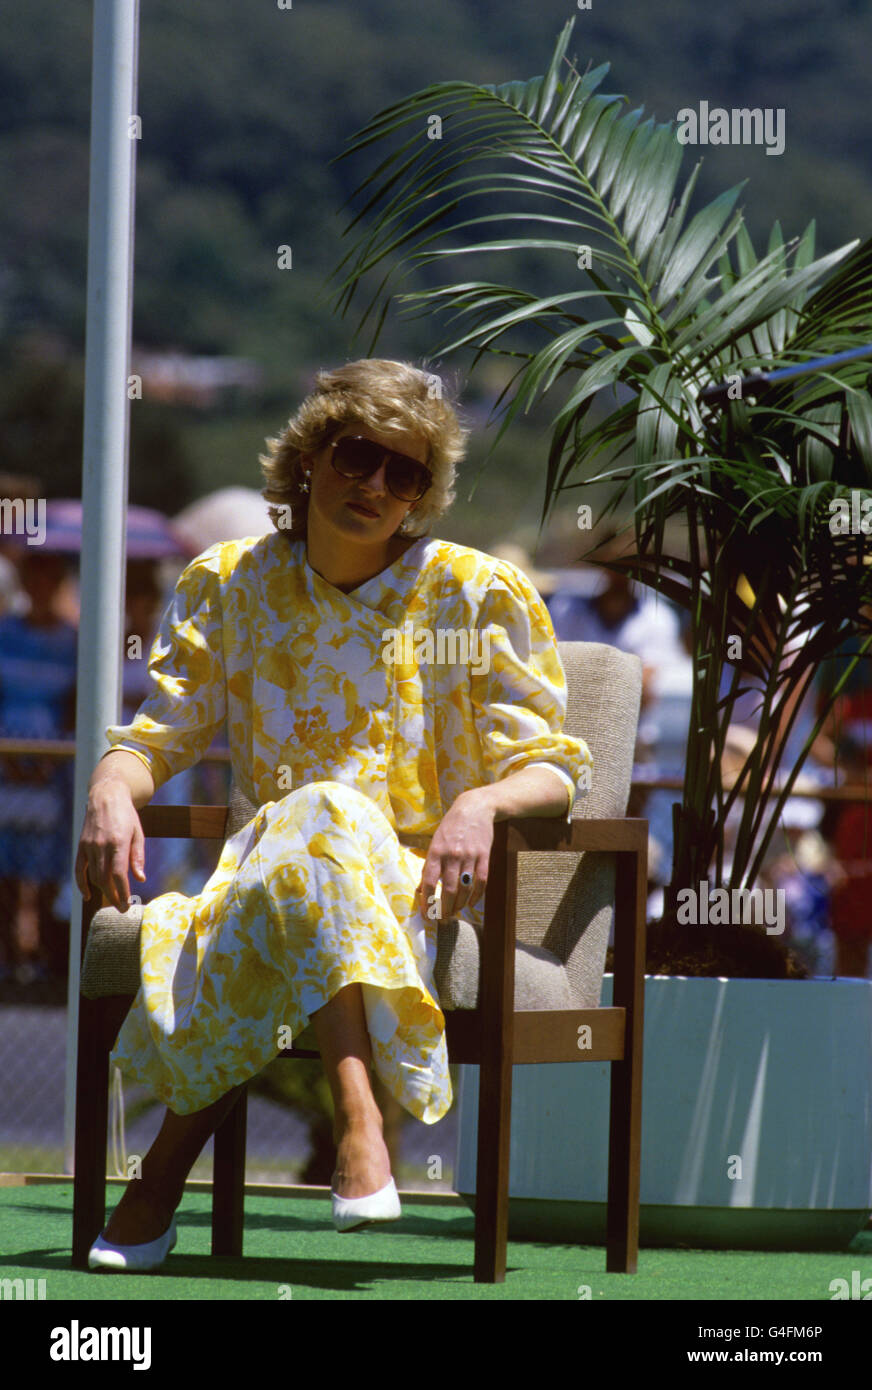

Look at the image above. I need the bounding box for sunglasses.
[327,435,432,502]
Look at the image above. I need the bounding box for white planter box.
[455,975,872,1249]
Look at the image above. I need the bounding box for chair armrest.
[137,804,229,839]
[501,815,647,856]
[79,804,230,967]
[479,814,647,1069]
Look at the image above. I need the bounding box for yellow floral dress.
[104,532,592,1123]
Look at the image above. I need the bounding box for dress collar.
[296,534,435,610]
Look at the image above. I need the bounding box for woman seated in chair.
[76,358,592,1270]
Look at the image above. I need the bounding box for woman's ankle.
[331,1123,392,1198]
[332,1101,383,1147]
[102,1179,178,1244]
[125,1167,185,1220]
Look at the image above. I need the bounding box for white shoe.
[88,1216,177,1271]
[331,1178,401,1232]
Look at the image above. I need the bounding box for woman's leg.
[102,982,391,1243]
[102,1083,245,1244]
[310,982,392,1198]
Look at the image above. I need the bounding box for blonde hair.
[259,359,468,539]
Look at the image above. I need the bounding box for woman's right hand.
[75,777,147,912]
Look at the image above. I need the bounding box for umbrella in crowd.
[0,500,195,559]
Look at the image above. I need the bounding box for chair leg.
[606,1056,641,1272]
[72,995,132,1268]
[212,1085,247,1256]
[473,1039,512,1282]
[606,844,645,1273]
[474,820,516,1283]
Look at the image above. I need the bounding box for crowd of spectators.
[536,534,871,979]
[0,542,226,990]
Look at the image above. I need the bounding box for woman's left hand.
[418,787,495,923]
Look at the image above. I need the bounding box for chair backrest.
[559,641,642,822]
[223,640,642,1006]
[511,642,642,1005]
[226,780,259,839]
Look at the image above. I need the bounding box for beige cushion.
[433,920,575,1010]
[81,903,143,999]
[509,641,642,1008]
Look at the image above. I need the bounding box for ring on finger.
[460,871,473,887]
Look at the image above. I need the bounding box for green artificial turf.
[2,1181,870,1302]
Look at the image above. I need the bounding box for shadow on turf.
[15,1248,494,1291]
[6,1196,474,1235]
[9,1205,513,1292]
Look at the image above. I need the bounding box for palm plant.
[330,19,872,958]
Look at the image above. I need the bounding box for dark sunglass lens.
[388,460,428,500]
[333,437,378,477]
[333,436,430,500]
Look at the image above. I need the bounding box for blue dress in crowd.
[0,614,77,882]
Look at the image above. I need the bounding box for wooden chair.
[73,641,646,1282]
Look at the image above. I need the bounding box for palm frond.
[329,20,872,909]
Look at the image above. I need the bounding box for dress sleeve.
[469,561,593,820]
[103,549,227,791]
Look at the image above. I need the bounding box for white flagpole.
[64,0,140,1173]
